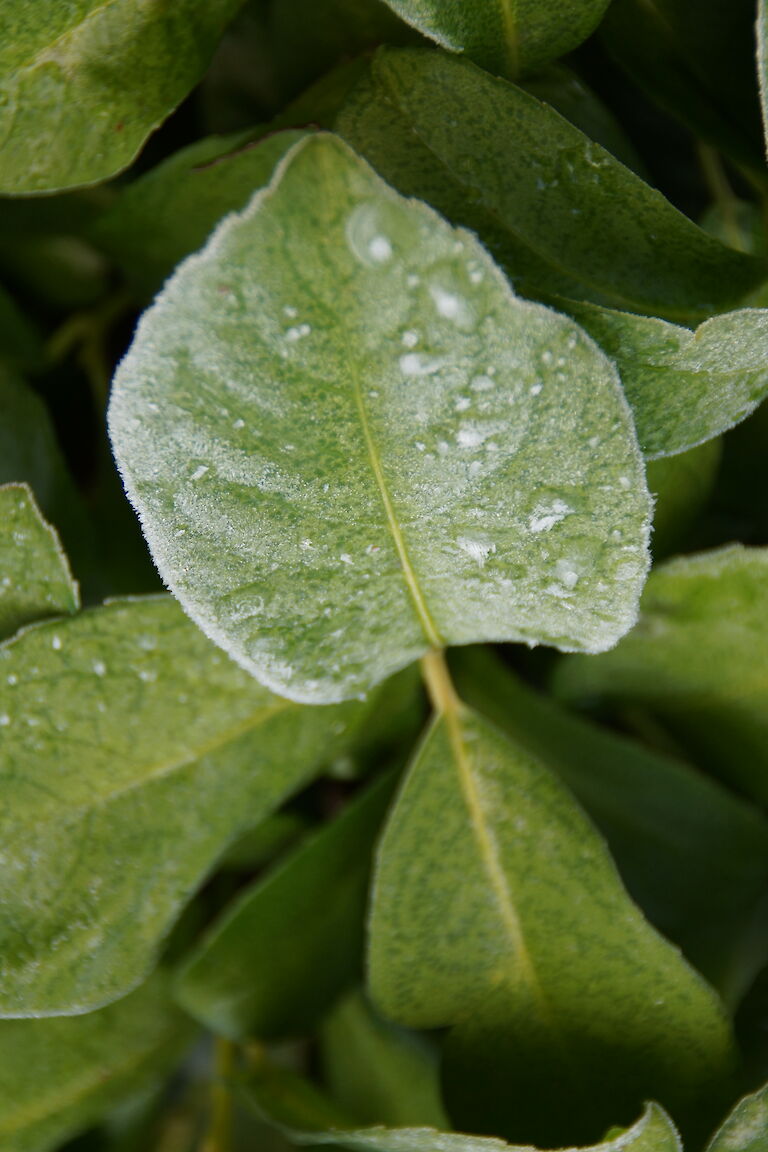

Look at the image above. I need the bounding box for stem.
[419,648,461,715]
[697,143,744,251]
[46,288,133,406]
[200,1038,236,1152]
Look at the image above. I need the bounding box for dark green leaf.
[335,48,765,322]
[369,706,735,1145]
[647,439,721,560]
[109,133,651,704]
[174,771,396,1039]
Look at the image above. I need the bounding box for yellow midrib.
[499,0,521,77]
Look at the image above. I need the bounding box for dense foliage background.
[2,2,768,1151]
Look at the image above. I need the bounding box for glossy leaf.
[707,1082,768,1152]
[335,48,765,322]
[0,0,244,194]
[174,771,396,1040]
[562,302,768,458]
[0,595,374,1016]
[0,484,78,641]
[109,133,652,704]
[376,0,612,78]
[451,647,768,1006]
[0,974,193,1152]
[320,990,447,1127]
[554,547,768,805]
[96,129,306,300]
[369,706,735,1145]
[247,1051,683,1152]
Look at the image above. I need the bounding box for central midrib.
[351,365,443,649]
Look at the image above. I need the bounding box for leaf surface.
[109,133,651,704]
[562,302,768,457]
[0,973,192,1152]
[707,1082,768,1152]
[0,595,374,1016]
[0,484,78,641]
[246,1059,683,1152]
[376,0,612,77]
[174,771,396,1039]
[554,546,768,805]
[369,706,735,1145]
[452,647,768,1006]
[0,0,244,194]
[335,48,765,322]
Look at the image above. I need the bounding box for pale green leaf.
[335,48,765,322]
[0,0,245,194]
[554,546,768,806]
[0,484,79,641]
[376,0,612,77]
[174,771,396,1040]
[451,647,768,1007]
[707,1083,768,1152]
[96,129,306,300]
[0,595,376,1017]
[369,707,735,1145]
[0,973,193,1152]
[246,1059,682,1152]
[320,990,447,1128]
[109,133,651,704]
[561,301,768,457]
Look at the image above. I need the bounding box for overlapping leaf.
[175,772,396,1039]
[335,48,764,321]
[109,133,652,704]
[0,974,193,1152]
[369,706,735,1145]
[555,546,768,805]
[0,484,78,641]
[0,595,374,1016]
[707,1082,768,1152]
[0,0,244,194]
[376,0,612,77]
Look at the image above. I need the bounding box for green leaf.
[174,771,396,1040]
[0,973,193,1152]
[601,0,764,178]
[707,1082,768,1152]
[760,0,768,159]
[0,284,42,372]
[96,129,306,300]
[451,647,768,1007]
[0,483,79,641]
[335,48,765,322]
[376,0,612,78]
[369,706,735,1145]
[561,302,768,458]
[0,594,376,1016]
[246,1062,683,1152]
[109,132,652,704]
[554,546,768,806]
[0,0,245,195]
[320,990,447,1128]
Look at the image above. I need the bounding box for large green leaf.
[369,706,735,1145]
[760,0,768,157]
[95,129,306,300]
[376,0,612,77]
[0,0,245,195]
[0,484,79,641]
[174,771,396,1040]
[335,48,765,322]
[0,973,193,1152]
[707,1082,768,1152]
[320,991,447,1128]
[246,1053,683,1152]
[561,302,768,458]
[451,647,768,1006]
[554,547,768,805]
[109,133,652,704]
[0,595,375,1017]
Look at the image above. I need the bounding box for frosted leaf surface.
[110,134,652,704]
